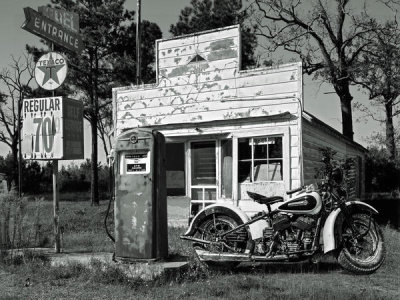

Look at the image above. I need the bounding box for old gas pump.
[113,128,168,261]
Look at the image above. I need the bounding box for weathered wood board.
[113,26,302,134]
[302,113,366,198]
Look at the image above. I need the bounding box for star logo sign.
[37,53,64,85]
[35,52,68,91]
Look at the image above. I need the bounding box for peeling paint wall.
[113,26,302,134]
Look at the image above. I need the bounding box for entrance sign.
[38,6,79,33]
[35,52,68,90]
[21,7,82,54]
[22,97,84,160]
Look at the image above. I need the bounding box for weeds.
[0,192,47,250]
[1,199,398,299]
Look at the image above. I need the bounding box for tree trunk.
[11,140,18,191]
[339,94,354,140]
[385,102,396,160]
[89,48,99,206]
[98,119,109,158]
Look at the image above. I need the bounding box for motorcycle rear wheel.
[194,215,246,270]
[338,213,385,274]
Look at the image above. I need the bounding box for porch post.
[232,137,238,206]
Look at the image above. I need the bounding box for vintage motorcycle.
[181,167,385,274]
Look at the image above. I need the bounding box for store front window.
[238,136,283,183]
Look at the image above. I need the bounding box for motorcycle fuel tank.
[277,191,322,215]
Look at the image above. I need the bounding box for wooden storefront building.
[112,25,366,218]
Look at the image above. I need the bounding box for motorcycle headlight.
[306,184,316,193]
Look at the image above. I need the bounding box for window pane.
[238,161,251,183]
[238,138,251,160]
[221,139,232,198]
[191,141,216,185]
[269,137,282,159]
[191,188,203,200]
[254,143,268,159]
[204,188,216,200]
[268,160,283,181]
[253,160,269,181]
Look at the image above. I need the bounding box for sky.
[0,0,392,162]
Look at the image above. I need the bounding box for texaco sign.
[34,52,68,90]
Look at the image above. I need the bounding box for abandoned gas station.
[112,25,366,220]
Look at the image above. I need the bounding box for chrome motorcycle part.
[272,215,291,231]
[292,216,315,230]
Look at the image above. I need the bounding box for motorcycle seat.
[247,191,284,205]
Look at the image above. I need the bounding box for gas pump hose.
[104,164,115,243]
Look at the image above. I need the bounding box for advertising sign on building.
[22,97,84,160]
[21,7,82,54]
[34,52,68,91]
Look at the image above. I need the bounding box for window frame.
[238,136,284,183]
[231,127,290,202]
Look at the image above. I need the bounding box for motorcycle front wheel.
[194,215,247,270]
[338,213,385,274]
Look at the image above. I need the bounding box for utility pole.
[136,0,141,85]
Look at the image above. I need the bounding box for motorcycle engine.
[255,215,316,255]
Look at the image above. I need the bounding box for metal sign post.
[53,158,60,252]
[50,41,60,253]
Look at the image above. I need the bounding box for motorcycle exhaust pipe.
[195,249,290,262]
[180,235,212,244]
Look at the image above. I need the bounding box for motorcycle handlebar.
[286,186,304,195]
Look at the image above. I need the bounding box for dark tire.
[338,214,385,274]
[194,215,246,271]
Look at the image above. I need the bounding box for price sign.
[121,152,150,174]
[22,97,83,160]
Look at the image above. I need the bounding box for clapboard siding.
[114,26,302,133]
[117,102,299,130]
[117,81,299,109]
[118,99,298,119]
[302,115,366,198]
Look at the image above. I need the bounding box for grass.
[0,197,399,299]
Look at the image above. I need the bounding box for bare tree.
[353,21,400,160]
[97,99,113,158]
[249,0,378,140]
[0,54,35,188]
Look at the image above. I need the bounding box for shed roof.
[302,111,368,153]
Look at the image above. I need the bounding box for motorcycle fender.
[183,203,263,240]
[322,201,378,253]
